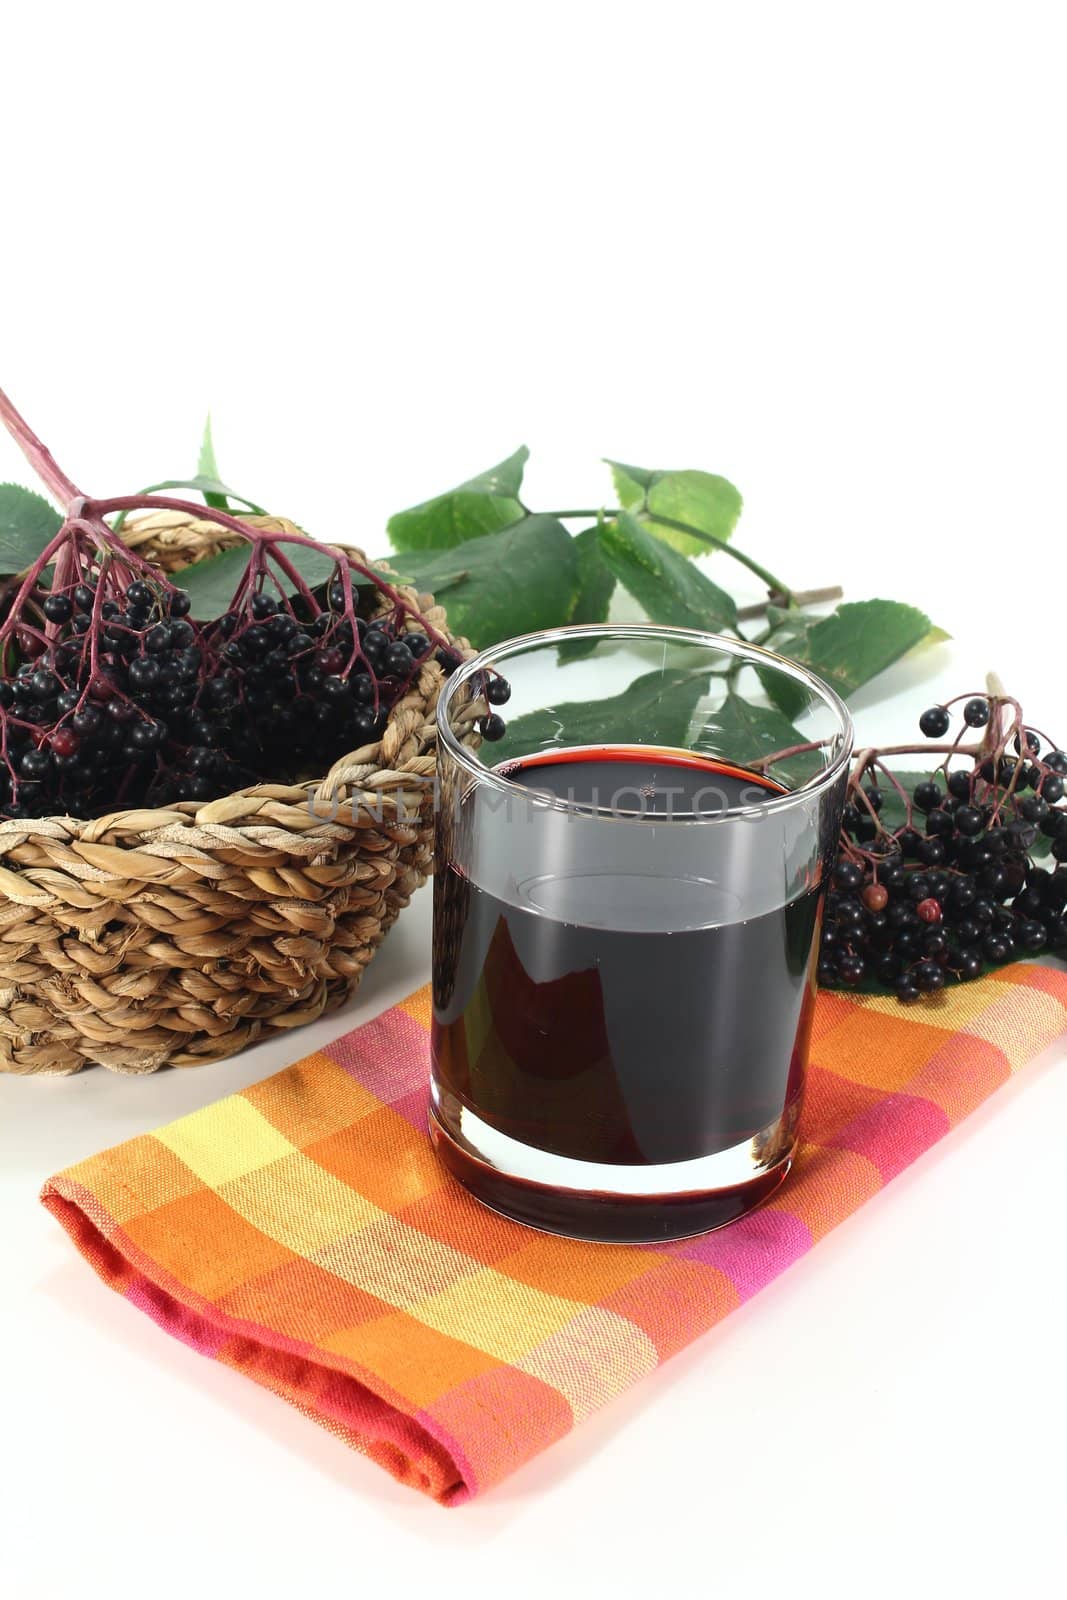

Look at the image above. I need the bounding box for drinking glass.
[430,624,853,1242]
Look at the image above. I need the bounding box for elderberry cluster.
[819,694,1067,1000]
[0,570,463,821]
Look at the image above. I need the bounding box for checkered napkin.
[42,965,1067,1504]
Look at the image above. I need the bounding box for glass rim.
[437,623,855,823]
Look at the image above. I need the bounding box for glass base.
[428,1094,794,1243]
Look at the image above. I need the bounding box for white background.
[2,5,1065,1597]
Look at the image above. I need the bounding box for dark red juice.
[431,748,823,1238]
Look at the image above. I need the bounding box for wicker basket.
[0,512,473,1076]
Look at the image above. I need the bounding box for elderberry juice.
[431,747,825,1240]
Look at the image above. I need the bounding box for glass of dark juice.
[430,625,853,1242]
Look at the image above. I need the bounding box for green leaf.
[139,474,265,512]
[0,483,62,574]
[607,459,656,507]
[558,526,616,662]
[197,415,219,479]
[497,667,710,760]
[178,539,357,618]
[387,447,529,552]
[196,416,229,510]
[598,510,737,632]
[389,514,579,650]
[111,468,266,532]
[762,599,944,714]
[606,459,743,557]
[699,692,823,788]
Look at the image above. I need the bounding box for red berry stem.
[0,386,84,505]
[88,493,453,652]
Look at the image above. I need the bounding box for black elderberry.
[915,960,946,993]
[1019,793,1049,823]
[834,860,865,890]
[251,593,278,619]
[925,807,954,837]
[71,706,101,735]
[437,647,463,675]
[481,714,507,741]
[913,780,942,811]
[164,621,192,651]
[836,953,865,984]
[73,584,95,612]
[947,769,973,800]
[405,632,431,659]
[168,590,192,618]
[128,658,160,692]
[129,719,165,748]
[1040,809,1065,839]
[1043,774,1065,805]
[384,641,414,676]
[955,950,984,979]
[919,837,946,866]
[1017,919,1048,952]
[900,829,924,858]
[895,976,921,1003]
[362,629,387,665]
[243,628,272,662]
[950,877,977,910]
[29,669,59,701]
[954,805,983,836]
[20,747,52,778]
[919,705,950,738]
[178,775,213,802]
[982,934,1013,963]
[963,698,989,727]
[43,593,73,623]
[1046,751,1067,776]
[486,675,512,706]
[146,623,172,654]
[126,580,154,610]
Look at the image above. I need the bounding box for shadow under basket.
[0,512,474,1076]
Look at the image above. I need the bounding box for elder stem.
[88,493,453,649]
[0,386,84,505]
